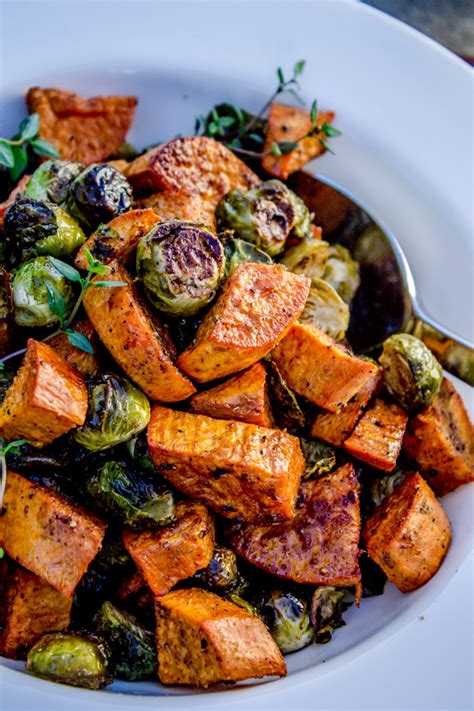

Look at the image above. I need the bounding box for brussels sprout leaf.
[65,329,94,354]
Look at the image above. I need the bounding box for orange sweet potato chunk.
[126,136,259,201]
[148,405,304,523]
[0,339,87,447]
[262,103,336,180]
[404,378,474,496]
[26,87,137,164]
[155,588,286,686]
[189,363,274,427]
[123,501,215,596]
[0,472,106,597]
[343,398,408,472]
[134,190,217,231]
[177,263,310,382]
[0,565,72,659]
[83,261,195,402]
[363,472,451,592]
[271,323,378,412]
[47,318,99,376]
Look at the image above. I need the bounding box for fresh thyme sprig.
[0,437,28,509]
[0,114,60,181]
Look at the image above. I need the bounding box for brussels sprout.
[93,534,133,576]
[93,601,157,681]
[25,159,84,205]
[260,590,314,653]
[0,370,15,404]
[85,460,175,527]
[369,468,407,508]
[136,221,225,317]
[323,244,361,305]
[300,439,337,479]
[193,545,243,593]
[74,373,150,452]
[310,586,351,644]
[11,256,74,327]
[112,142,138,161]
[125,432,155,473]
[222,235,273,275]
[67,164,132,231]
[379,334,442,411]
[265,359,305,432]
[280,238,329,280]
[216,180,312,257]
[300,278,349,341]
[359,551,387,598]
[225,592,259,616]
[26,632,111,689]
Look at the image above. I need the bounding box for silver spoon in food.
[289,171,474,386]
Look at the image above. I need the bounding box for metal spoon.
[289,171,474,386]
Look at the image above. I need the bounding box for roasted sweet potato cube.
[0,472,106,596]
[0,339,87,447]
[226,464,361,587]
[155,588,286,686]
[135,190,217,231]
[126,136,259,201]
[177,263,310,382]
[343,398,408,472]
[271,323,378,412]
[26,87,137,164]
[0,565,72,659]
[75,208,161,270]
[189,363,274,427]
[363,472,451,592]
[83,261,195,402]
[262,103,336,180]
[148,405,304,523]
[404,378,474,496]
[47,319,99,376]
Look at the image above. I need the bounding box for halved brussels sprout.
[369,468,407,508]
[280,238,329,280]
[25,159,84,206]
[310,586,351,644]
[379,333,442,411]
[136,221,225,317]
[67,164,132,232]
[26,632,111,689]
[93,601,157,681]
[193,545,243,593]
[265,359,305,432]
[12,256,74,327]
[222,235,273,275]
[125,432,155,473]
[300,278,349,341]
[85,460,175,527]
[259,590,314,654]
[74,373,150,452]
[300,439,337,480]
[323,244,361,304]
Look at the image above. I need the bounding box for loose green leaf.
[10,145,28,181]
[0,140,14,169]
[45,282,68,324]
[30,138,60,158]
[49,258,82,283]
[92,281,127,288]
[19,113,40,141]
[65,330,94,354]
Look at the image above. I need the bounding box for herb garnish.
[0,114,60,181]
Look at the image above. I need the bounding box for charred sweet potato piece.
[271,323,378,412]
[227,464,361,587]
[404,378,474,496]
[126,136,259,201]
[135,190,217,231]
[0,339,87,447]
[189,363,274,427]
[0,565,72,659]
[148,405,304,523]
[75,208,161,270]
[177,263,310,382]
[262,103,336,180]
[155,588,286,686]
[363,472,451,592]
[0,472,106,596]
[47,319,99,376]
[26,87,137,164]
[83,261,195,402]
[311,369,383,445]
[123,502,215,596]
[343,398,408,472]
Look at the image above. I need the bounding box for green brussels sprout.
[265,359,305,432]
[193,545,243,593]
[222,235,273,275]
[93,601,157,681]
[74,374,150,452]
[280,238,329,280]
[85,460,175,528]
[310,586,351,644]
[300,439,337,479]
[379,334,443,411]
[136,221,225,317]
[369,468,407,508]
[26,632,111,689]
[67,164,132,232]
[216,180,312,257]
[125,432,155,473]
[300,278,349,341]
[260,590,314,653]
[12,256,74,327]
[25,159,84,205]
[322,244,361,304]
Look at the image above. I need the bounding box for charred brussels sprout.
[359,551,387,598]
[265,359,305,432]
[67,164,132,231]
[300,278,349,341]
[126,432,155,473]
[193,545,244,593]
[222,235,272,275]
[379,334,442,411]
[310,587,351,644]
[26,632,111,689]
[300,439,337,479]
[0,370,15,404]
[369,468,407,508]
[25,159,84,205]
[280,238,329,280]
[136,221,225,317]
[323,244,361,304]
[74,374,150,452]
[12,256,74,328]
[260,590,314,653]
[93,601,157,681]
[85,460,175,527]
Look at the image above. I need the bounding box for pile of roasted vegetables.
[0,70,472,692]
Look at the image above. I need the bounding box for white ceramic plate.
[1,0,473,708]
